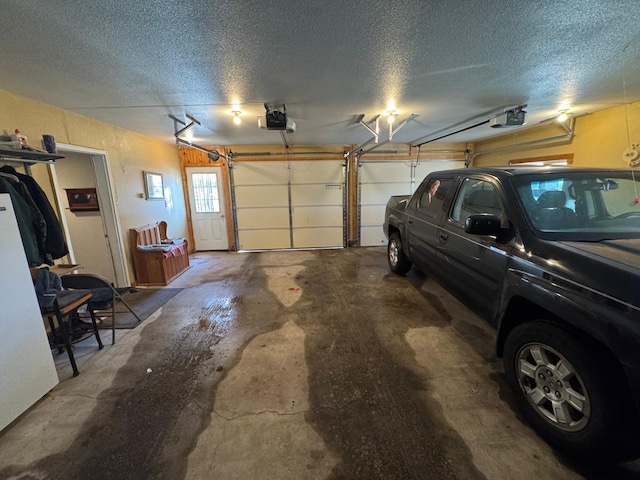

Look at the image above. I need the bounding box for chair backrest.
[131,222,162,247]
[61,273,112,290]
[61,273,116,307]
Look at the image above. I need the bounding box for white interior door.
[186,167,229,250]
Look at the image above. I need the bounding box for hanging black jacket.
[1,174,48,261]
[0,177,41,266]
[0,165,68,260]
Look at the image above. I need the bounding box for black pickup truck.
[384,166,640,460]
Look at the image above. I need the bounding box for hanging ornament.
[623,145,640,205]
[622,144,640,167]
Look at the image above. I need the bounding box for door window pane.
[417,178,452,217]
[451,178,503,223]
[192,173,220,213]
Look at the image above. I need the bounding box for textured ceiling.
[3,0,640,148]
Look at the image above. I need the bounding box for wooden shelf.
[0,148,64,162]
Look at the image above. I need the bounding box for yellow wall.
[472,102,640,168]
[0,89,186,284]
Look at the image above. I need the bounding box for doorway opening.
[51,144,130,287]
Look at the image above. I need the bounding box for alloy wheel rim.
[515,342,590,432]
[389,240,399,266]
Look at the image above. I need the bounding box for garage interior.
[2,1,640,478]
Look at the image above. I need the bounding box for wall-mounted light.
[232,111,242,125]
[387,110,398,124]
[557,111,569,123]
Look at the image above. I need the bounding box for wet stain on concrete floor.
[293,252,486,480]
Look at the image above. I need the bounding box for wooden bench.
[129,221,189,286]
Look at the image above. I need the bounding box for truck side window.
[417,178,452,216]
[451,178,503,223]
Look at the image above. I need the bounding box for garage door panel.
[232,162,289,184]
[291,160,345,249]
[415,161,466,181]
[292,161,343,183]
[237,229,290,250]
[293,227,343,248]
[361,183,410,204]
[361,226,387,246]
[291,184,343,206]
[237,207,289,228]
[293,206,342,227]
[235,185,289,207]
[232,160,344,250]
[360,162,411,183]
[361,205,386,225]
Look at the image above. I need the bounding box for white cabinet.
[0,193,58,431]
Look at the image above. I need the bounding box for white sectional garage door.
[290,160,345,248]
[359,160,466,246]
[232,161,290,250]
[232,160,345,250]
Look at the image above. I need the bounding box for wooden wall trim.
[509,153,574,165]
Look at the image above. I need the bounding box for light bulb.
[232,111,242,125]
[557,112,568,122]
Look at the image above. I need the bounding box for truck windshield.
[513,171,640,240]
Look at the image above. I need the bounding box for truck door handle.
[439,232,448,242]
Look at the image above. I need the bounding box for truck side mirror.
[465,214,512,242]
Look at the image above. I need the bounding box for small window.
[192,173,220,213]
[509,154,573,166]
[417,178,452,216]
[451,179,503,223]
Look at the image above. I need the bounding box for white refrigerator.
[0,193,58,431]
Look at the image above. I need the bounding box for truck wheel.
[388,233,412,275]
[504,320,639,460]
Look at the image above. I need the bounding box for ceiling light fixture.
[387,110,399,139]
[557,111,569,123]
[232,110,242,125]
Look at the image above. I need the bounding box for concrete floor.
[1,248,639,479]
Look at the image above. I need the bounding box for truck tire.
[503,320,640,461]
[388,233,412,275]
